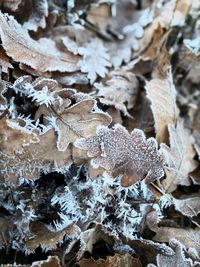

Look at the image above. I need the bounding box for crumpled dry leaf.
[127,238,174,266]
[94,70,139,116]
[152,227,200,257]
[0,12,79,74]
[146,211,200,256]
[77,225,114,259]
[76,253,142,267]
[146,70,179,143]
[75,124,164,186]
[0,116,72,182]
[148,240,194,267]
[26,221,79,252]
[160,120,198,193]
[172,196,200,218]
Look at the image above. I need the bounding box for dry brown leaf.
[77,225,114,259]
[0,46,13,74]
[75,124,164,186]
[146,70,179,143]
[172,196,200,218]
[127,238,174,266]
[131,0,192,60]
[0,12,79,73]
[148,240,193,267]
[87,3,112,35]
[76,254,142,267]
[152,226,200,255]
[55,99,111,151]
[26,221,79,252]
[146,211,200,254]
[141,25,165,63]
[0,116,72,182]
[160,120,198,192]
[95,70,139,116]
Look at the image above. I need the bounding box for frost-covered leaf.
[26,221,78,252]
[172,196,200,218]
[23,0,48,32]
[0,116,72,182]
[160,120,198,193]
[106,2,153,67]
[0,12,79,73]
[94,70,139,116]
[128,238,174,266]
[75,124,164,186]
[78,38,111,83]
[76,253,142,267]
[146,70,179,143]
[152,227,200,257]
[148,240,193,267]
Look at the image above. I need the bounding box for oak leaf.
[75,124,164,186]
[78,38,111,83]
[0,12,79,73]
[54,99,111,152]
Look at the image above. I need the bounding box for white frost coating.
[184,37,200,56]
[78,38,112,83]
[159,194,172,209]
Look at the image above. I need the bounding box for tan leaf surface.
[26,222,79,252]
[0,116,72,182]
[75,124,164,186]
[0,46,13,74]
[87,3,112,35]
[146,70,179,143]
[152,226,200,255]
[76,254,142,267]
[55,99,111,151]
[148,240,193,267]
[0,12,79,73]
[95,70,139,116]
[160,120,198,192]
[173,196,200,218]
